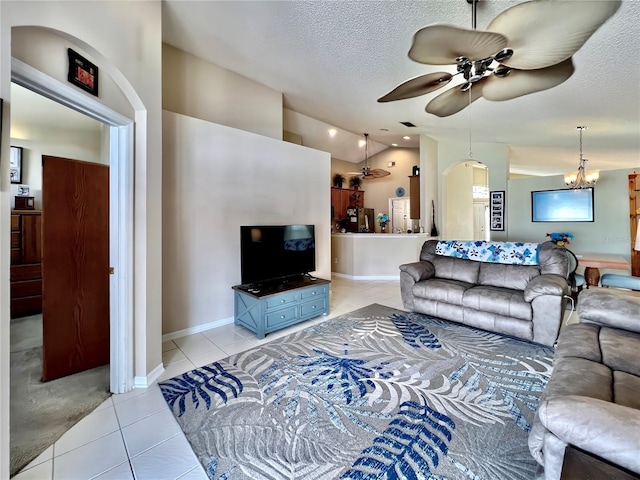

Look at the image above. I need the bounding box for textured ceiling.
[162,0,640,175]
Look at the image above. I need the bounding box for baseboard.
[133,362,164,388]
[162,316,235,342]
[332,273,399,281]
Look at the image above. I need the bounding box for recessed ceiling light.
[358,140,366,147]
[391,143,398,147]
[328,128,337,137]
[403,136,410,140]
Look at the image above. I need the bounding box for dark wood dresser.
[10,209,43,318]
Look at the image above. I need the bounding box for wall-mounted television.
[531,188,594,222]
[240,225,316,285]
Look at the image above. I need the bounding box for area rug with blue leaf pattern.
[159,304,553,479]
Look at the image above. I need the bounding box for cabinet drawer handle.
[311,292,316,295]
[312,305,316,309]
[280,314,285,319]
[280,299,285,303]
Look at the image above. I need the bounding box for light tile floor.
[15,276,578,480]
[15,276,404,480]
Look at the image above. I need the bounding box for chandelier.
[564,126,599,189]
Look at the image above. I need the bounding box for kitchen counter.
[331,233,436,279]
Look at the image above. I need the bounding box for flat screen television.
[531,188,594,222]
[240,224,316,285]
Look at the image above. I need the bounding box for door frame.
[11,58,134,393]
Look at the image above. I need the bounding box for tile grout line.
[111,390,137,480]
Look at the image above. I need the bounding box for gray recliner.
[399,240,570,346]
[528,288,640,479]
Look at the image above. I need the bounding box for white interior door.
[473,202,489,240]
[390,198,411,233]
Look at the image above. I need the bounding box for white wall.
[507,168,634,260]
[11,26,134,120]
[163,44,283,140]
[10,127,103,210]
[444,162,475,240]
[1,3,162,474]
[162,111,331,335]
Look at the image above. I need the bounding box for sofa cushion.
[462,286,532,321]
[578,289,640,334]
[601,327,640,377]
[462,310,533,341]
[542,357,613,402]
[478,263,540,291]
[429,256,480,284]
[412,278,473,305]
[614,371,640,410]
[554,324,601,364]
[538,241,570,276]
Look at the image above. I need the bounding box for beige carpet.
[9,316,110,477]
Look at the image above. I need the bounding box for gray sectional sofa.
[399,240,570,347]
[529,288,640,479]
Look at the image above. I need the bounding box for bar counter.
[331,232,436,280]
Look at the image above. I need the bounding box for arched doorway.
[9,25,142,393]
[443,160,489,240]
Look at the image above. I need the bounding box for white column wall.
[162,111,331,335]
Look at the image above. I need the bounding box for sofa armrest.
[524,274,568,302]
[577,290,640,334]
[399,261,435,283]
[537,395,640,475]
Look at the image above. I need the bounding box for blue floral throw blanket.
[436,240,540,266]
[160,304,552,479]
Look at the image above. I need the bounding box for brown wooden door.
[41,156,110,381]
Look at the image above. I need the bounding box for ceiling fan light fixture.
[345,133,391,180]
[564,126,599,189]
[379,0,621,117]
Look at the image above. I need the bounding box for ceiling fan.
[378,0,621,117]
[347,133,391,179]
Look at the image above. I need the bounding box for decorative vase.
[381,225,386,233]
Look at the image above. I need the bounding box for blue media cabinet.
[232,277,330,339]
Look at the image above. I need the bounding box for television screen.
[531,188,594,222]
[240,225,316,285]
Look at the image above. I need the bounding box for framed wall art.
[10,146,23,184]
[490,190,505,231]
[68,48,99,96]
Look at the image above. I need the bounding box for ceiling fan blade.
[426,82,484,117]
[487,1,621,70]
[483,58,574,101]
[364,169,391,179]
[378,72,453,102]
[409,25,507,65]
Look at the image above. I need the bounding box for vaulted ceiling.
[162,0,640,176]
